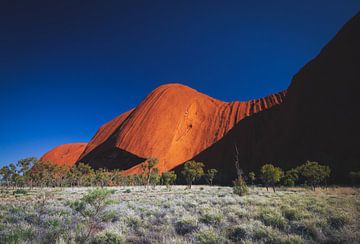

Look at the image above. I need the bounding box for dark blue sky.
[0,1,359,167]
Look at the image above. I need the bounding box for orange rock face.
[40,143,87,167]
[78,84,285,173]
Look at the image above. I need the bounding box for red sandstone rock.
[77,84,285,173]
[40,143,87,167]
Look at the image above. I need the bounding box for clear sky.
[0,1,359,167]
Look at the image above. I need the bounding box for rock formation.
[41,12,360,184]
[77,84,285,173]
[40,143,87,167]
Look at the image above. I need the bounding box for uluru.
[43,84,286,173]
[40,12,360,184]
[40,143,87,167]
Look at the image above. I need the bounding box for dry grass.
[0,186,359,243]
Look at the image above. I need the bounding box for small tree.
[349,171,360,186]
[181,161,204,189]
[68,188,116,242]
[95,168,110,187]
[141,158,158,187]
[204,169,218,186]
[232,144,248,196]
[0,166,11,187]
[149,168,160,189]
[283,168,299,187]
[260,164,284,192]
[248,172,256,186]
[17,157,37,187]
[297,161,330,191]
[233,176,248,196]
[161,171,177,189]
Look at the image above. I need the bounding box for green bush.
[67,188,116,242]
[92,231,123,244]
[200,209,223,225]
[13,189,28,195]
[259,209,287,229]
[327,212,348,229]
[195,227,223,244]
[233,176,248,196]
[281,207,303,221]
[174,216,198,235]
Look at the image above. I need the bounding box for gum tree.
[181,160,204,189]
[297,161,330,191]
[260,164,284,192]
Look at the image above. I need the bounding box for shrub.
[123,189,131,193]
[92,231,124,244]
[67,188,116,242]
[13,189,28,195]
[327,212,348,229]
[200,208,223,225]
[174,216,198,235]
[204,169,218,185]
[233,176,248,196]
[281,207,303,221]
[259,209,287,230]
[248,171,256,185]
[194,227,222,244]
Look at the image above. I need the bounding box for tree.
[181,161,204,189]
[204,169,218,186]
[248,172,256,186]
[95,168,110,187]
[18,157,38,187]
[260,164,284,192]
[149,168,160,189]
[161,171,177,189]
[0,166,11,187]
[232,144,248,195]
[349,171,360,186]
[297,161,330,191]
[141,158,158,187]
[27,161,57,187]
[283,168,299,187]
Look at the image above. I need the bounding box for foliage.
[283,168,299,187]
[181,161,205,189]
[0,186,359,243]
[141,158,159,187]
[296,161,330,190]
[248,171,256,185]
[160,171,177,189]
[233,176,248,196]
[260,164,284,192]
[204,169,218,186]
[67,188,116,242]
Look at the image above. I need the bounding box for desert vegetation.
[0,186,359,243]
[0,158,359,243]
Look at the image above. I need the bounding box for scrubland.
[0,186,359,243]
